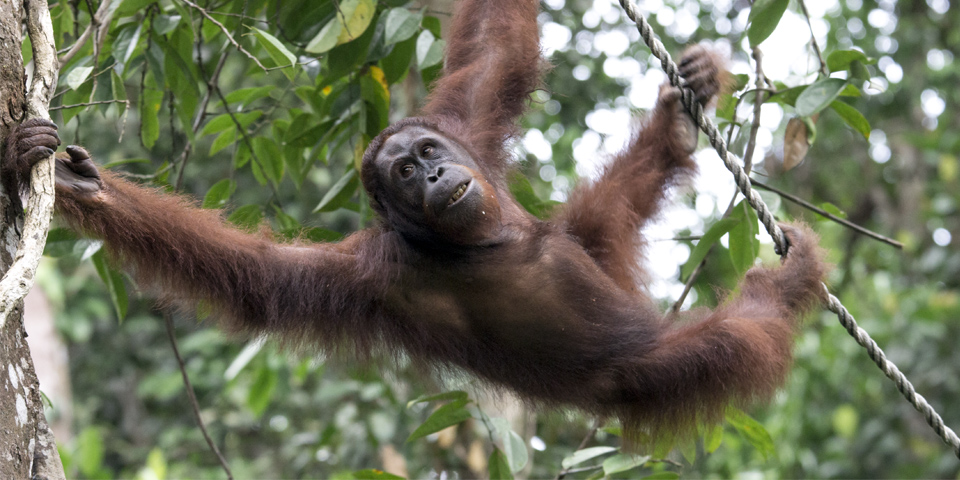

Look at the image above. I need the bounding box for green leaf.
[200,111,263,136]
[680,438,697,464]
[819,202,847,218]
[75,240,103,262]
[716,93,737,121]
[92,251,128,321]
[416,30,445,70]
[337,0,376,44]
[144,40,166,88]
[224,340,263,381]
[65,65,93,91]
[421,15,441,37]
[407,390,469,408]
[704,424,724,453]
[642,472,681,480]
[730,73,750,91]
[767,85,805,107]
[153,14,181,35]
[228,205,264,230]
[747,0,789,46]
[560,446,618,469]
[202,179,237,209]
[504,429,528,472]
[314,169,360,212]
[680,218,741,279]
[487,417,527,473]
[223,86,275,107]
[361,67,391,134]
[728,200,760,276]
[509,173,559,218]
[406,399,472,442]
[111,70,127,104]
[305,17,342,54]
[602,454,650,475]
[384,8,420,45]
[326,18,378,80]
[380,35,417,85]
[77,428,105,478]
[252,27,296,67]
[352,469,406,480]
[210,129,237,155]
[726,408,775,460]
[839,83,862,97]
[830,100,870,139]
[826,49,873,73]
[117,0,157,16]
[303,227,344,243]
[252,137,285,184]
[112,23,142,73]
[43,228,80,257]
[488,448,514,480]
[158,33,201,131]
[832,404,859,439]
[144,448,167,480]
[139,88,163,148]
[795,78,847,117]
[247,365,278,417]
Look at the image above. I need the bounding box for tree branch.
[798,0,828,76]
[750,179,903,249]
[0,0,59,329]
[58,0,115,65]
[179,0,269,72]
[164,314,234,479]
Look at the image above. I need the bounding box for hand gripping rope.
[617,0,960,457]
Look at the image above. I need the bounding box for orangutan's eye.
[420,145,435,157]
[399,163,415,178]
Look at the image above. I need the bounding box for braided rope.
[617,0,960,458]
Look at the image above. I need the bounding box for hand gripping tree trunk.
[0,0,65,478]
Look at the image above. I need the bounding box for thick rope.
[617,0,960,458]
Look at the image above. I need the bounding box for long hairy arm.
[56,158,387,349]
[556,46,724,290]
[609,224,828,446]
[420,0,542,176]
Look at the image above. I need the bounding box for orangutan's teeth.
[448,182,469,205]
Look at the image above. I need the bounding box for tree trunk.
[0,0,65,477]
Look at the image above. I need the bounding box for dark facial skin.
[372,126,502,246]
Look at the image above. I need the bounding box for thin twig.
[174,40,230,189]
[657,235,701,242]
[50,99,129,110]
[50,60,118,100]
[648,458,683,468]
[179,0,269,72]
[798,0,828,76]
[740,47,765,177]
[750,179,903,249]
[555,421,599,480]
[211,83,281,198]
[58,0,114,65]
[163,314,234,479]
[558,465,603,475]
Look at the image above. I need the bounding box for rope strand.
[617,0,960,458]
